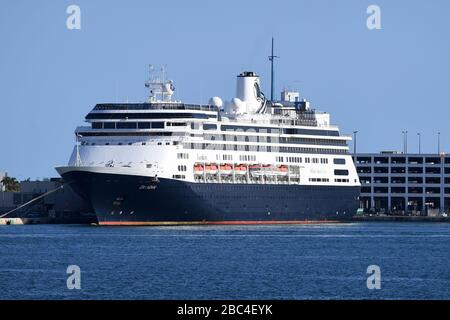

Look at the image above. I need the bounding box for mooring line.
[0,183,69,218]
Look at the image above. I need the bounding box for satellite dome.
[231,98,246,114]
[209,96,223,108]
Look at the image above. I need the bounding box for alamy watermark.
[366,265,381,290]
[66,265,81,290]
[367,5,381,30]
[66,5,81,30]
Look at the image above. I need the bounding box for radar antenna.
[145,64,175,103]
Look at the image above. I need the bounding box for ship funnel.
[234,71,264,114]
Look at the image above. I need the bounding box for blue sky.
[1,0,449,179]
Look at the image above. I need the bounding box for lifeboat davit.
[249,164,265,177]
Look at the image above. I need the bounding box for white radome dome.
[209,96,223,108]
[231,98,246,114]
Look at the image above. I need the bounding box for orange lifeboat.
[193,164,204,175]
[276,165,288,176]
[249,164,262,170]
[205,164,218,174]
[234,164,247,175]
[219,164,233,175]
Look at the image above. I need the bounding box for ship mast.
[268,37,279,102]
[145,65,175,103]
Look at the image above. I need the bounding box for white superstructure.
[66,70,360,188]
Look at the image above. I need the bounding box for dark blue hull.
[61,171,360,225]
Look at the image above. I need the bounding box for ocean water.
[0,222,448,300]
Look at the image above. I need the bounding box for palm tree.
[1,176,20,192]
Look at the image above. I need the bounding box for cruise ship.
[56,66,360,225]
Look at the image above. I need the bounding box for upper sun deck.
[86,102,337,130]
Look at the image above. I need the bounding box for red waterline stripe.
[97,220,343,226]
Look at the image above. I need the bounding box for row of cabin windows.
[305,157,329,164]
[309,178,330,182]
[216,154,233,161]
[183,143,346,154]
[167,122,187,127]
[239,155,256,162]
[191,123,340,136]
[177,165,187,172]
[81,141,174,146]
[177,153,189,159]
[276,157,345,165]
[90,117,339,136]
[280,137,346,146]
[93,103,218,111]
[335,178,350,183]
[91,122,165,129]
[86,112,213,120]
[221,125,339,136]
[202,134,346,147]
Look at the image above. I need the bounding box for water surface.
[0,223,448,299]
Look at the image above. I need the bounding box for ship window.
[203,124,217,130]
[92,122,103,129]
[151,122,164,129]
[104,122,115,129]
[117,122,137,129]
[138,122,151,129]
[334,169,349,176]
[334,158,346,165]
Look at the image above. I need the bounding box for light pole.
[417,133,421,154]
[353,131,358,154]
[402,130,408,154]
[405,130,408,154]
[438,132,441,154]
